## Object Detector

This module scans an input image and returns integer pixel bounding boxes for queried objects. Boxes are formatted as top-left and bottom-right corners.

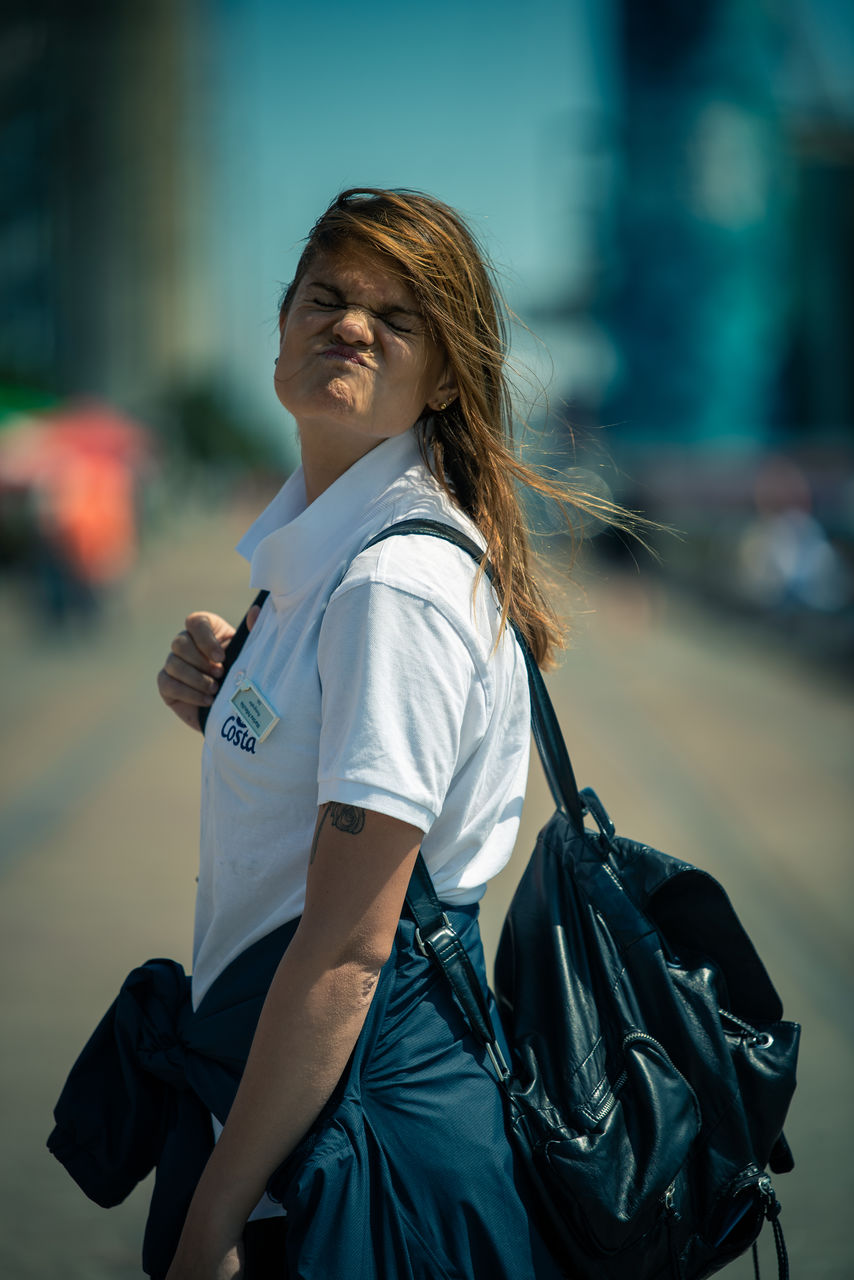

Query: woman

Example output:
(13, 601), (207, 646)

(155, 188), (582, 1279)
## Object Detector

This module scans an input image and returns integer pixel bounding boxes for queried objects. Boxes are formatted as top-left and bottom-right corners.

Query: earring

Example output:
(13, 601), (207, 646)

(274, 357), (279, 365)
(437, 401), (448, 411)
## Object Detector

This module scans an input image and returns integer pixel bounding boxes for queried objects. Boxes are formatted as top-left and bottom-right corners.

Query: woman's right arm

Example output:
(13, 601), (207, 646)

(157, 606), (259, 731)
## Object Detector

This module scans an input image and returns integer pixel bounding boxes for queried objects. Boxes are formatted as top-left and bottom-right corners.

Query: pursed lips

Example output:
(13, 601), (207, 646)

(322, 344), (371, 367)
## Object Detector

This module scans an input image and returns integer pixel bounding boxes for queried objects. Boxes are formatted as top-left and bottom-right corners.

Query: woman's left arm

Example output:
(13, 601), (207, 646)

(165, 803), (423, 1280)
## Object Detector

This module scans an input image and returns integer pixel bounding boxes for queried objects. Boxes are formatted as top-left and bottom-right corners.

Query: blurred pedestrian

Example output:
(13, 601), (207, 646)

(738, 456), (849, 613)
(34, 448), (136, 623)
(0, 406), (141, 627)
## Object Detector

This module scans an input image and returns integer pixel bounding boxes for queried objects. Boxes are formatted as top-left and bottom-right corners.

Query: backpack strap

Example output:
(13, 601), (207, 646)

(197, 589), (269, 733)
(361, 518), (588, 1085)
(405, 853), (512, 1085)
(361, 518), (585, 834)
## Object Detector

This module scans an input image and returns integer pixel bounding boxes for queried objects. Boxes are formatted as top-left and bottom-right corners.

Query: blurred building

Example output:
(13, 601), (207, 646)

(0, 0), (216, 427)
(531, 2), (852, 453)
(783, 120), (854, 446)
(587, 0), (852, 457)
(524, 0), (854, 660)
(601, 0), (789, 452)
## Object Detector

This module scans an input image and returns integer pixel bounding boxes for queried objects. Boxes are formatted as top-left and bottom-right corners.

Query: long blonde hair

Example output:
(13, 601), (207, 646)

(281, 187), (628, 667)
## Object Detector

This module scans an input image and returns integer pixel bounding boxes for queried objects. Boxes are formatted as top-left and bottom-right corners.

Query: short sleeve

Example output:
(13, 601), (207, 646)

(317, 580), (487, 832)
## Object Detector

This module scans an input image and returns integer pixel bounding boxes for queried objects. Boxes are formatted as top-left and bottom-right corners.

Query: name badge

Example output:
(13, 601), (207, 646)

(230, 678), (280, 744)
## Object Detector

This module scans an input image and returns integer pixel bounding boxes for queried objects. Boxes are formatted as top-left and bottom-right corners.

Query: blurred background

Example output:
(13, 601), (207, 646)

(0, 0), (851, 1276)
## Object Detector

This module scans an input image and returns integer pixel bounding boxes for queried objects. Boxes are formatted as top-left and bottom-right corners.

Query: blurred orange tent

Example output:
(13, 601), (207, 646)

(0, 402), (156, 588)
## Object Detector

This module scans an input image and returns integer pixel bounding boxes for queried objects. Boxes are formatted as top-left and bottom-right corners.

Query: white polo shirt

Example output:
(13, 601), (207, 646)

(192, 430), (530, 1007)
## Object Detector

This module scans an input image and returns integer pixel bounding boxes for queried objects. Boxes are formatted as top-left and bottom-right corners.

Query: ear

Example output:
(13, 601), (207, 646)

(428, 367), (459, 412)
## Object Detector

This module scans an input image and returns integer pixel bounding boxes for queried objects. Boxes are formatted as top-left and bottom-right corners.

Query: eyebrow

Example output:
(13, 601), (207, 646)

(307, 279), (422, 317)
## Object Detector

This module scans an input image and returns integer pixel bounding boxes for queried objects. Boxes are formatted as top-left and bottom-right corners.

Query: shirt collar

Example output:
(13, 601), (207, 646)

(236, 431), (426, 598)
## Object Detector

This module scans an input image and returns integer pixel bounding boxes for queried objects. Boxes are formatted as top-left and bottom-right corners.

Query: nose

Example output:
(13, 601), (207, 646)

(332, 304), (375, 346)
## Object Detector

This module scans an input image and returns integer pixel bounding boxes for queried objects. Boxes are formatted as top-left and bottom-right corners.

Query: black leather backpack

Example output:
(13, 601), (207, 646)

(491, 783), (798, 1279)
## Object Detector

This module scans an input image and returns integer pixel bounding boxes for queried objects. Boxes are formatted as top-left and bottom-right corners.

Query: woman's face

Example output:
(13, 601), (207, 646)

(274, 248), (454, 448)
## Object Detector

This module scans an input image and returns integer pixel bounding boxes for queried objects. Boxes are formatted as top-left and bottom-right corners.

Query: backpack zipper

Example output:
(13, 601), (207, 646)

(585, 1031), (686, 1124)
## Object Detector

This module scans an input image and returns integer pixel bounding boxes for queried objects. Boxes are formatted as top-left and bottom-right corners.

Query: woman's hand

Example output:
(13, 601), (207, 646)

(157, 611), (234, 731)
(165, 1227), (245, 1279)
(156, 607), (261, 731)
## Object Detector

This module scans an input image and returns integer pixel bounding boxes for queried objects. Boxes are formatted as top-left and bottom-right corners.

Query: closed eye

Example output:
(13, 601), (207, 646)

(381, 314), (415, 334)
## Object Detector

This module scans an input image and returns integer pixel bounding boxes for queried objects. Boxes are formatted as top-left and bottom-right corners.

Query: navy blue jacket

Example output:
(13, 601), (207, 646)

(48, 919), (299, 1278)
(49, 908), (561, 1280)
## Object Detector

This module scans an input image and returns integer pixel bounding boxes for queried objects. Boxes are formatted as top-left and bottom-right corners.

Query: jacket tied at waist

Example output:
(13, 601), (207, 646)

(47, 918), (299, 1279)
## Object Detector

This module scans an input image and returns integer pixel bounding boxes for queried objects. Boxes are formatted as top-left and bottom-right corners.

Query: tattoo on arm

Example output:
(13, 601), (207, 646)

(309, 802), (367, 864)
(329, 803), (366, 835)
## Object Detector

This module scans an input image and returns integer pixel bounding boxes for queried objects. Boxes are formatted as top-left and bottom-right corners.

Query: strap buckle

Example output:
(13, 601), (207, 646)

(414, 913), (512, 1085)
(485, 1039), (512, 1084)
(414, 914), (453, 958)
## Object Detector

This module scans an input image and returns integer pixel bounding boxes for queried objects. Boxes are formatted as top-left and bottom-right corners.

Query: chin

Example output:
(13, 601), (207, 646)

(280, 384), (361, 420)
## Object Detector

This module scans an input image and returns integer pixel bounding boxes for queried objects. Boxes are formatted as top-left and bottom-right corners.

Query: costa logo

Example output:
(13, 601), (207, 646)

(221, 714), (257, 755)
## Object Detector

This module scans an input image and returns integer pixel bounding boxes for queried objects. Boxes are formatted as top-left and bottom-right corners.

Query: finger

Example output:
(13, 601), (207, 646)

(246, 604), (261, 632)
(157, 666), (215, 707)
(170, 629), (224, 676)
(162, 651), (221, 696)
(156, 673), (208, 731)
(186, 612), (235, 662)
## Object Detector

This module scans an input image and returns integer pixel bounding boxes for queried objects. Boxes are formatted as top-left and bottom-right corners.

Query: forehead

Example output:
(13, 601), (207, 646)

(298, 247), (419, 308)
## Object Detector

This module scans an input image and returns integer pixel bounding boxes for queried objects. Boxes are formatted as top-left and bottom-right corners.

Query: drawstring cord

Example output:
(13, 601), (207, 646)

(751, 1180), (789, 1280)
